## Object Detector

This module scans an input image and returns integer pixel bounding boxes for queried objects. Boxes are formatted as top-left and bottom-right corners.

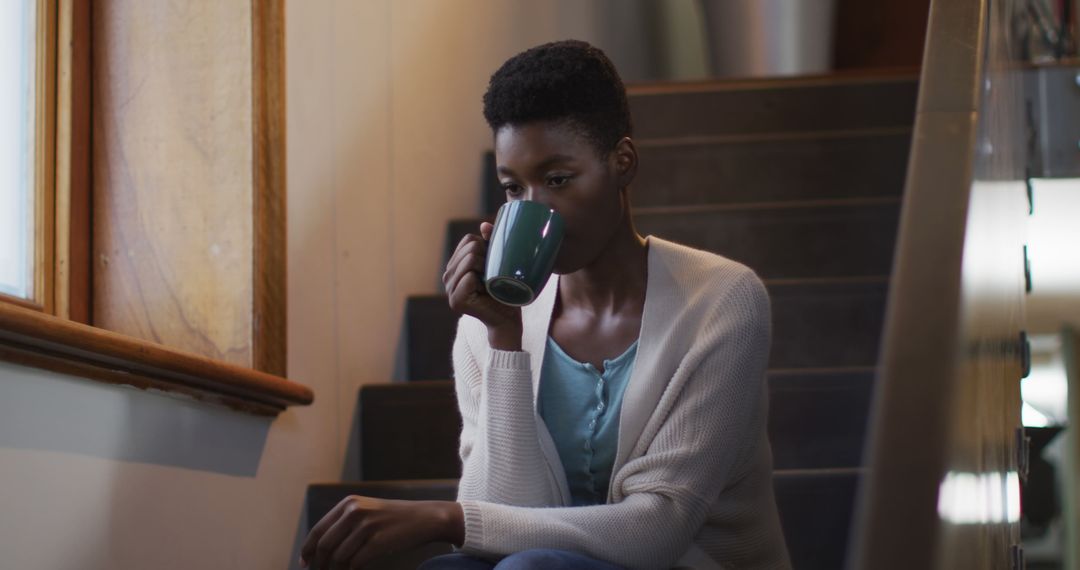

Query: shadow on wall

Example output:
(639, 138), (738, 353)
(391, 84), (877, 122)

(0, 361), (271, 477)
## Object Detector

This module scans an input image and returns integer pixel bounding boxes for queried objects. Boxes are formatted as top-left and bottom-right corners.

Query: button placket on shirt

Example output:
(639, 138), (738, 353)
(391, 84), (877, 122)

(585, 362), (617, 501)
(582, 362), (609, 499)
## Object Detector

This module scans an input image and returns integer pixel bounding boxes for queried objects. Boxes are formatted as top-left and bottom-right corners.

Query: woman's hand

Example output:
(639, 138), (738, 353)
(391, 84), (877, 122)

(443, 222), (523, 350)
(300, 496), (464, 569)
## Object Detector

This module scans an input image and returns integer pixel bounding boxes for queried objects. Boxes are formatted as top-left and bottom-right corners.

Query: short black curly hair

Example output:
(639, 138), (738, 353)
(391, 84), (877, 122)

(483, 40), (632, 155)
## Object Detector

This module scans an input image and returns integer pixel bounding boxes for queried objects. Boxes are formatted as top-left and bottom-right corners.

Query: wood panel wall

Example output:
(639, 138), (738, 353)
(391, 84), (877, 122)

(91, 0), (285, 375)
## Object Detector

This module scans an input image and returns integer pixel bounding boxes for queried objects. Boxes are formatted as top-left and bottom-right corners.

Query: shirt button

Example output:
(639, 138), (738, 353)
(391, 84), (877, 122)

(597, 402), (605, 411)
(588, 419), (596, 429)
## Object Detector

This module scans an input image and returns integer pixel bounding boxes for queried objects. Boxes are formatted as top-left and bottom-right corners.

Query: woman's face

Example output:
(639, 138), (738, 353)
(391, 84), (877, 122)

(493, 121), (634, 274)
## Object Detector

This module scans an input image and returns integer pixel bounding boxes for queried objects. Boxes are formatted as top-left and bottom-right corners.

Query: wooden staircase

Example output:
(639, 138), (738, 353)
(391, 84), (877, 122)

(308, 73), (918, 570)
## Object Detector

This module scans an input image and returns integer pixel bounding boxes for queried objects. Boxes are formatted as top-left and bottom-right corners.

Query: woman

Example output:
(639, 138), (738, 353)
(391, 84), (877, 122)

(301, 40), (790, 570)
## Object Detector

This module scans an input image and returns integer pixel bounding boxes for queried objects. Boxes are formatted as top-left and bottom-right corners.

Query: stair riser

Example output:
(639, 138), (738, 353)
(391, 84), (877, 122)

(768, 371), (875, 469)
(633, 134), (911, 208)
(482, 135), (911, 215)
(360, 371), (875, 480)
(448, 202), (900, 281)
(361, 382), (461, 481)
(769, 280), (888, 369)
(628, 78), (918, 139)
(404, 297), (461, 382)
(634, 202), (899, 280)
(406, 281), (886, 381)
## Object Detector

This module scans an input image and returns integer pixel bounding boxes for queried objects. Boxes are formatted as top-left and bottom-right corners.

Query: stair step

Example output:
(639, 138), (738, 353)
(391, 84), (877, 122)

(772, 467), (861, 570)
(632, 199), (899, 279)
(361, 380), (460, 481)
(405, 278), (886, 381)
(768, 368), (875, 469)
(626, 74), (918, 139)
(404, 296), (461, 382)
(359, 369), (874, 480)
(768, 278), (888, 369)
(482, 132), (911, 215)
(447, 199), (900, 281)
(307, 468), (861, 570)
(632, 131), (911, 208)
(481, 76), (918, 215)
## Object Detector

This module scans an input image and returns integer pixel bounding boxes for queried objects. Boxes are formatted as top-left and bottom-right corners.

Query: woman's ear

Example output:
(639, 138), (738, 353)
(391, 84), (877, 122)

(612, 137), (638, 188)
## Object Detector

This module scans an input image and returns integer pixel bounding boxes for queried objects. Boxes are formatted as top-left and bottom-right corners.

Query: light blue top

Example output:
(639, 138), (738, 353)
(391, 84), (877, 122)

(538, 336), (639, 506)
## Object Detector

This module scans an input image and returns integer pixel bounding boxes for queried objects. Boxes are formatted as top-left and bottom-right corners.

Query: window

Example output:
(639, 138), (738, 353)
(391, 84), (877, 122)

(0, 0), (309, 416)
(0, 0), (38, 302)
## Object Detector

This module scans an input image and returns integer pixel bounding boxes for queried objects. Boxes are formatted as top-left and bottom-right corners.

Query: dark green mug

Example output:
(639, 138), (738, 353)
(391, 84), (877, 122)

(484, 201), (565, 306)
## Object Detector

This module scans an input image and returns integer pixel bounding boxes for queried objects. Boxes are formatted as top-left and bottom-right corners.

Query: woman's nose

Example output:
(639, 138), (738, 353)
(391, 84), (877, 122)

(522, 187), (552, 208)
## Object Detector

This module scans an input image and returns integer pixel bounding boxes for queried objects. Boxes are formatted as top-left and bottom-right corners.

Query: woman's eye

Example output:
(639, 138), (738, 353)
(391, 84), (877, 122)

(502, 184), (523, 196)
(547, 175), (571, 187)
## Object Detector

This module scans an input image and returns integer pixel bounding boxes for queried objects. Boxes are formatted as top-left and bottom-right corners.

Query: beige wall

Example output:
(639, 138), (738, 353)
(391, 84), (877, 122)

(0, 1), (669, 568)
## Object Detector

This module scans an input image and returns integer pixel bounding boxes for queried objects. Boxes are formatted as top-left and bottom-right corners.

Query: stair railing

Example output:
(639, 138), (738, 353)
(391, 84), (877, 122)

(850, 0), (1033, 568)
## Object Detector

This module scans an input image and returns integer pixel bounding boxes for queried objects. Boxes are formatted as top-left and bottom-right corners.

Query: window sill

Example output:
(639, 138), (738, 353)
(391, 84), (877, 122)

(0, 301), (313, 416)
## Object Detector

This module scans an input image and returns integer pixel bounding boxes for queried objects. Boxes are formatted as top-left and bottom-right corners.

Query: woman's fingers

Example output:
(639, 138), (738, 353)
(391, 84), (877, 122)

(303, 496), (446, 570)
(315, 503), (373, 570)
(300, 499), (346, 567)
(442, 236), (485, 285)
(449, 271), (485, 310)
(443, 221), (522, 330)
(445, 252), (485, 298)
(327, 522), (370, 570)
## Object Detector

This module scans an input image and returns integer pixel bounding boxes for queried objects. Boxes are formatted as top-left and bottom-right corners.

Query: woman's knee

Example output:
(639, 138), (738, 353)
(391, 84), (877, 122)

(496, 548), (621, 570)
(418, 552), (496, 570)
(496, 549), (566, 570)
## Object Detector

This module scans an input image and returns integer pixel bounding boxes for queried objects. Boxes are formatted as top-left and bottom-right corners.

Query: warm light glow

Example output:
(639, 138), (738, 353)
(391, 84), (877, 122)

(937, 471), (1022, 524)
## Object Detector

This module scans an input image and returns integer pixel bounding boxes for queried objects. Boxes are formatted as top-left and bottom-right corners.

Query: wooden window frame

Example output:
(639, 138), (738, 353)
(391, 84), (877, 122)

(0, 0), (311, 416)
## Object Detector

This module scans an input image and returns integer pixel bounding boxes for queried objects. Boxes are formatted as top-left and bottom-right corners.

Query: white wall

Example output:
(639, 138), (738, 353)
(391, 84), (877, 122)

(0, 2), (677, 568)
(1026, 179), (1080, 335)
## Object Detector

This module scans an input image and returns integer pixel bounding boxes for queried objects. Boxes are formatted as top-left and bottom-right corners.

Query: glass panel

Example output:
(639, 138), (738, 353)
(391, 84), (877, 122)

(0, 0), (36, 300)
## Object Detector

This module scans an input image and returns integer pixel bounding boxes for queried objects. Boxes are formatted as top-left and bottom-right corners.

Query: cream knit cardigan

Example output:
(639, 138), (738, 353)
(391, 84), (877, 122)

(452, 237), (792, 570)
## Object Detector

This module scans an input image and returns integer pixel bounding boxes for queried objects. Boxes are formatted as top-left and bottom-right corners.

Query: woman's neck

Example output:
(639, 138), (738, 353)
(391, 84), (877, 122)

(558, 217), (648, 316)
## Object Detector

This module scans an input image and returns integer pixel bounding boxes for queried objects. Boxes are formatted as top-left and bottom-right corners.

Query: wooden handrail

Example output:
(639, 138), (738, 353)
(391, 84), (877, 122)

(851, 0), (1031, 567)
(0, 301), (312, 416)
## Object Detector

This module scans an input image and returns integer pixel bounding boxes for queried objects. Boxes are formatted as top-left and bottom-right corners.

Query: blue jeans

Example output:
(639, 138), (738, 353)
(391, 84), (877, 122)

(418, 549), (626, 570)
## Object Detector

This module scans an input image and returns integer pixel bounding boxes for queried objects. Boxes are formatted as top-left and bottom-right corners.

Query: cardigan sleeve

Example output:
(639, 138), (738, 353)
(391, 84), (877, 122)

(452, 317), (565, 508)
(456, 271), (772, 570)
